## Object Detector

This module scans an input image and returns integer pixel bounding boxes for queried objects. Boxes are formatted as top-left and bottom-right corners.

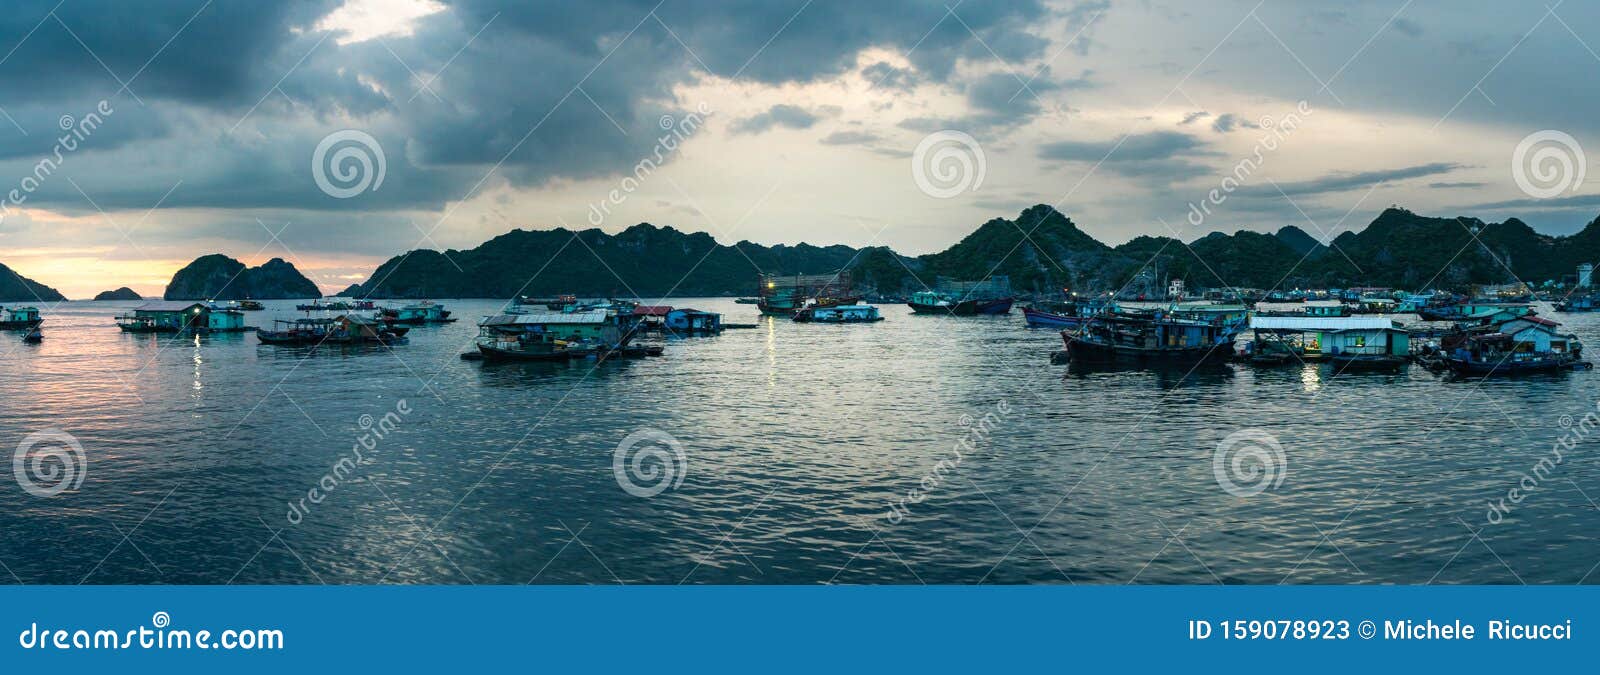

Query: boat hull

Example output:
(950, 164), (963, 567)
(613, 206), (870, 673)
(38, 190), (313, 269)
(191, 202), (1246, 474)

(1446, 357), (1587, 375)
(477, 343), (588, 361)
(0, 319), (43, 329)
(1062, 333), (1235, 364)
(1021, 307), (1088, 329)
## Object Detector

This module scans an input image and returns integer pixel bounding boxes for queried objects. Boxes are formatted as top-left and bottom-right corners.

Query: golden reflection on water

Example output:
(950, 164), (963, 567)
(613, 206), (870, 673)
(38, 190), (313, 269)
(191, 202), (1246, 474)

(765, 315), (776, 389)
(1300, 363), (1321, 392)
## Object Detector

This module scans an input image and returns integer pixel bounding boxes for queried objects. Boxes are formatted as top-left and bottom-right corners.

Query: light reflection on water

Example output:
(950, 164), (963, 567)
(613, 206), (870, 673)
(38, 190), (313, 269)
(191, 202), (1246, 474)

(0, 298), (1598, 584)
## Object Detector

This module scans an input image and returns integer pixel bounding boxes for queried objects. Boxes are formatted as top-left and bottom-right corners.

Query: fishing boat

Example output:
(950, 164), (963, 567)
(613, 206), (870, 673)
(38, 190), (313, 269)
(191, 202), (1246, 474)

(22, 328), (42, 343)
(0, 306), (43, 329)
(297, 300), (353, 312)
(1059, 311), (1239, 364)
(519, 295), (579, 311)
(257, 315), (405, 346)
(734, 297), (760, 304)
(907, 290), (1013, 316)
(257, 318), (336, 345)
(379, 300), (456, 324)
(792, 304), (883, 323)
(755, 272), (854, 316)
(1442, 314), (1587, 375)
(1554, 296), (1600, 312)
(237, 300), (265, 311)
(1021, 306), (1091, 329)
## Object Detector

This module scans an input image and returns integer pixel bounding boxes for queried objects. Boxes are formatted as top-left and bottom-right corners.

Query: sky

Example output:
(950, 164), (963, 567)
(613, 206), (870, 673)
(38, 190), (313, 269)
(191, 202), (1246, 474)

(0, 0), (1597, 299)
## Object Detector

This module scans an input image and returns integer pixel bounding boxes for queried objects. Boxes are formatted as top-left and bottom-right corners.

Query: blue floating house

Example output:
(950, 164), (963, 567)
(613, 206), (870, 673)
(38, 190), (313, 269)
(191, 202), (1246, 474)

(664, 308), (722, 333)
(116, 301), (250, 333)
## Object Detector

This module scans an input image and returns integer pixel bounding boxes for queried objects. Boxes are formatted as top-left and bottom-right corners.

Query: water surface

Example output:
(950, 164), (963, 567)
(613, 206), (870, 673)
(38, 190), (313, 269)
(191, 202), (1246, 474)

(1, 298), (1597, 584)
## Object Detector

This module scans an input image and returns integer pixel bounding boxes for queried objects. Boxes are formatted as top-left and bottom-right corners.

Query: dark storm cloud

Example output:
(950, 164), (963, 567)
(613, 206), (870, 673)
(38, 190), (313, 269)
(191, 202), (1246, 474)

(0, 0), (1053, 214)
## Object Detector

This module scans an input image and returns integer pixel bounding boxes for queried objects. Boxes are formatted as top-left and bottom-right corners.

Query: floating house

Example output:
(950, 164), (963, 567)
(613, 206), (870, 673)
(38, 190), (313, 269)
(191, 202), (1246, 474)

(664, 308), (722, 333)
(116, 301), (249, 333)
(1249, 316), (1409, 359)
(1303, 300), (1351, 318)
(474, 308), (643, 361)
(0, 306), (42, 329)
(1488, 315), (1576, 354)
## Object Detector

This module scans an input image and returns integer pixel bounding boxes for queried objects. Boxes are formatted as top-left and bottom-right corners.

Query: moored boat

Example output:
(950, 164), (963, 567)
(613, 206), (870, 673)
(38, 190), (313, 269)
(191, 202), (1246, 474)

(1059, 311), (1239, 365)
(474, 305), (645, 362)
(792, 304), (883, 323)
(22, 328), (42, 343)
(0, 306), (43, 329)
(257, 315), (405, 346)
(380, 300), (456, 324)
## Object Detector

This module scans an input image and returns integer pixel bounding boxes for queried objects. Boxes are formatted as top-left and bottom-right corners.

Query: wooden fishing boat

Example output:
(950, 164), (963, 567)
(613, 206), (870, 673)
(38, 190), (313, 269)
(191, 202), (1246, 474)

(258, 316), (405, 346)
(1060, 312), (1238, 365)
(22, 328), (42, 343)
(1021, 306), (1090, 328)
(237, 300), (265, 311)
(907, 290), (1013, 315)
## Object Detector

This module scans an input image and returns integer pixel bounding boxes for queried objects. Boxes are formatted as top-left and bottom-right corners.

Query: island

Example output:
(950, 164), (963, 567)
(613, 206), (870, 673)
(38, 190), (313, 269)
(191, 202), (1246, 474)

(163, 255), (321, 300)
(93, 287), (144, 301)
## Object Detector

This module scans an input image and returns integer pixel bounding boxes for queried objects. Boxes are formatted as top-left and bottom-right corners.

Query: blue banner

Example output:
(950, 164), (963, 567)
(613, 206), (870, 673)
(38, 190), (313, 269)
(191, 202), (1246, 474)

(2, 586), (1592, 672)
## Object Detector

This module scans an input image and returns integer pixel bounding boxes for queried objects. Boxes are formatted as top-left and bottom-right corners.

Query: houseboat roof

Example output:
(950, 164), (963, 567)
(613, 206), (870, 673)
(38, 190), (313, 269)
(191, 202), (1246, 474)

(480, 310), (610, 326)
(1250, 316), (1403, 331)
(632, 305), (673, 316)
(135, 301), (210, 312)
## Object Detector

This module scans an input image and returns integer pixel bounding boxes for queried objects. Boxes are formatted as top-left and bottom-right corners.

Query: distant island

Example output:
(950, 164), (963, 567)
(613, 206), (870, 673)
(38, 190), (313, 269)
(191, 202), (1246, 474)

(93, 287), (143, 301)
(337, 205), (1600, 298)
(163, 255), (320, 300)
(14, 205), (1594, 303)
(0, 262), (66, 302)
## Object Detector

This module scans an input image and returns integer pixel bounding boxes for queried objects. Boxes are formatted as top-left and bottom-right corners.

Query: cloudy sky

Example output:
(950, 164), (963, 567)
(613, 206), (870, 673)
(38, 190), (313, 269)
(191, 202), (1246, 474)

(0, 0), (1597, 298)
